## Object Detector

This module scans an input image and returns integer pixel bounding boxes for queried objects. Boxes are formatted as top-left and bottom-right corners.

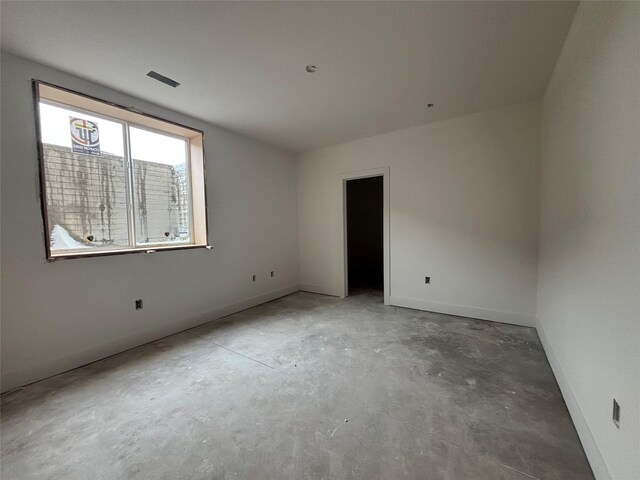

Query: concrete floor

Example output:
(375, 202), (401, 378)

(1, 290), (593, 480)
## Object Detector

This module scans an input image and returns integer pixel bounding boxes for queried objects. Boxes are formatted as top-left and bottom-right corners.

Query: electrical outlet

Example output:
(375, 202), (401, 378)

(270, 271), (274, 277)
(135, 299), (143, 310)
(425, 276), (431, 284)
(613, 399), (620, 428)
(252, 275), (256, 282)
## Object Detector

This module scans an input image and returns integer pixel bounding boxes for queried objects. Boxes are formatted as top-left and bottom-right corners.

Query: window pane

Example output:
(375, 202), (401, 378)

(39, 102), (130, 253)
(129, 126), (191, 245)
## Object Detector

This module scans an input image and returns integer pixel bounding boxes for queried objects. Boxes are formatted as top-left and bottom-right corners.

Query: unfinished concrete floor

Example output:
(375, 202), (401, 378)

(1, 290), (592, 480)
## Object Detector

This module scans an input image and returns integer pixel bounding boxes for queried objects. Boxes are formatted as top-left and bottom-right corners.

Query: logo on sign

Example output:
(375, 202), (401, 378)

(70, 117), (100, 156)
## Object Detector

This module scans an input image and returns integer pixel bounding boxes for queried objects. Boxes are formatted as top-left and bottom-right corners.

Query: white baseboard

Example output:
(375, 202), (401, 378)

(535, 317), (611, 480)
(389, 295), (535, 327)
(299, 283), (342, 297)
(1, 284), (300, 394)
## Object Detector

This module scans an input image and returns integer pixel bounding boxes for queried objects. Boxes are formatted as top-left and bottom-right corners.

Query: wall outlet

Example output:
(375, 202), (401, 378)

(252, 275), (256, 282)
(613, 399), (620, 428)
(135, 299), (143, 310)
(425, 276), (431, 284)
(270, 271), (274, 277)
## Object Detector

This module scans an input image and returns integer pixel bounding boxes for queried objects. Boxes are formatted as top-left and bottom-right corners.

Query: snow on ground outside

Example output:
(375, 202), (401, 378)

(50, 224), (89, 250)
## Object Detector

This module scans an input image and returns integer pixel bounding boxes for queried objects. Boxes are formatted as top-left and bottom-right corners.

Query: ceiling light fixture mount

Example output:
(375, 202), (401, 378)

(305, 64), (318, 73)
(427, 103), (434, 108)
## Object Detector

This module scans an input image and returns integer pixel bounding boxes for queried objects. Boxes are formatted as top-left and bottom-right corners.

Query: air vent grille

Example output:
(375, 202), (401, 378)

(147, 71), (180, 88)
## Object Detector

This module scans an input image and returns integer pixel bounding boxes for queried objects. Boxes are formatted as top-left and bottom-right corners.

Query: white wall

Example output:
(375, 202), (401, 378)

(297, 101), (540, 327)
(536, 3), (640, 479)
(0, 53), (299, 393)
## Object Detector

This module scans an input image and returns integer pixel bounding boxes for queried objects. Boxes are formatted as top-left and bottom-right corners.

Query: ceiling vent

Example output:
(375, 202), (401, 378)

(147, 71), (180, 88)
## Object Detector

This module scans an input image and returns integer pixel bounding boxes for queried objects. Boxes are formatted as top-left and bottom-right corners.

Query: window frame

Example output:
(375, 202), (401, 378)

(33, 80), (210, 261)
(127, 123), (195, 249)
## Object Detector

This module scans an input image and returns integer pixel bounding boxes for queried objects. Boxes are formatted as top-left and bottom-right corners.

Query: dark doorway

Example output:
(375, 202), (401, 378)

(346, 176), (383, 293)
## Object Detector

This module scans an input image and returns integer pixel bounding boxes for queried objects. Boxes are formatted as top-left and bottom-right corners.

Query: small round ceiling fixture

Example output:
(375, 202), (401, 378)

(306, 64), (318, 73)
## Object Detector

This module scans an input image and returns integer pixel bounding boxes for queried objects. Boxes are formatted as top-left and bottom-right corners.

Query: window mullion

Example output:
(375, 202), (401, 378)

(122, 121), (137, 249)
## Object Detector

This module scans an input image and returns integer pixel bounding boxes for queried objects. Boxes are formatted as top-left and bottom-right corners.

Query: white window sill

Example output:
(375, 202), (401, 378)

(47, 243), (211, 261)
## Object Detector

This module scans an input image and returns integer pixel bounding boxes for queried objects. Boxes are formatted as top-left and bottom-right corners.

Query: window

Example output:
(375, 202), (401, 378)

(34, 81), (208, 259)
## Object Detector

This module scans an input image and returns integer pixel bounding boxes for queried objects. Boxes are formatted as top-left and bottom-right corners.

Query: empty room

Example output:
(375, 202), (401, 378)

(1, 1), (638, 479)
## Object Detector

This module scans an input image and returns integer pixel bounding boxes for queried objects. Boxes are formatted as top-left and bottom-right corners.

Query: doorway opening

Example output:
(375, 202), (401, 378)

(346, 176), (384, 299)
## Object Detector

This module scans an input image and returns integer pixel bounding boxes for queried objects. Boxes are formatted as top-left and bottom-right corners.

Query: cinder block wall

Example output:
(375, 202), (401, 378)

(43, 144), (187, 247)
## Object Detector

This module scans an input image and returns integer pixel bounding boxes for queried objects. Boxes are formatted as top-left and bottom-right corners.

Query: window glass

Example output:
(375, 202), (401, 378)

(39, 102), (130, 253)
(129, 126), (191, 245)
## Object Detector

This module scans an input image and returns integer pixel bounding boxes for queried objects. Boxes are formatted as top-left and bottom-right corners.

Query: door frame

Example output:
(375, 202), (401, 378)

(339, 167), (390, 305)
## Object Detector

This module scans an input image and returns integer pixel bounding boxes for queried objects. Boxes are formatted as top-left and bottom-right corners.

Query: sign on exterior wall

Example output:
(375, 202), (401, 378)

(69, 117), (101, 156)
